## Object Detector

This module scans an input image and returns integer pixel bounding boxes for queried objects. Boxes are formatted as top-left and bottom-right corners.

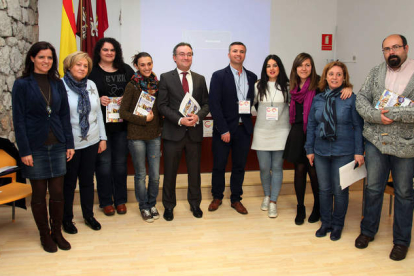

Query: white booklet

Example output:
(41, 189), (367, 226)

(339, 160), (367, 190)
(375, 89), (414, 109)
(106, 97), (123, 123)
(179, 93), (201, 116)
(133, 92), (156, 116)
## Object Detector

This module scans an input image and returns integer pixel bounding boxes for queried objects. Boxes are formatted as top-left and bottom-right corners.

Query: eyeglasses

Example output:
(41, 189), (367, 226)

(382, 45), (405, 53)
(176, 52), (193, 57)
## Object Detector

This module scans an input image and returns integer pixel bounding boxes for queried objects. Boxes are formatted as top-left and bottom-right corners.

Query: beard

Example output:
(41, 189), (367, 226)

(387, 55), (402, 68)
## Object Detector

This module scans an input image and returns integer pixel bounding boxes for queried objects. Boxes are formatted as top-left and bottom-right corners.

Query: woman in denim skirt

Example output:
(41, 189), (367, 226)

(12, 41), (74, 253)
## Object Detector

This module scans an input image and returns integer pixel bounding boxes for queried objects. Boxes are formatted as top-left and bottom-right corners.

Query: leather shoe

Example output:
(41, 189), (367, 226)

(330, 228), (342, 241)
(190, 205), (203, 218)
(62, 221), (78, 234)
(208, 199), (222, 211)
(390, 244), (408, 261)
(315, 225), (332, 237)
(355, 233), (374, 249)
(84, 217), (101, 231)
(163, 208), (174, 221)
(116, 204), (127, 215)
(231, 201), (248, 214)
(103, 205), (115, 216)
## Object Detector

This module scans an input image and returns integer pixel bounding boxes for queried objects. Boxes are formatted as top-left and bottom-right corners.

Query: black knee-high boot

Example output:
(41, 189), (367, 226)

(49, 199), (71, 250)
(31, 201), (57, 253)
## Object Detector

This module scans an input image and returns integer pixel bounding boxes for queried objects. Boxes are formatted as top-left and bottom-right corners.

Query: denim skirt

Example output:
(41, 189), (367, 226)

(22, 143), (67, 180)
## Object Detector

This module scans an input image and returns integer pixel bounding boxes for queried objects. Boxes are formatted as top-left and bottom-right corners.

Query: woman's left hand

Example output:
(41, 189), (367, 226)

(117, 96), (123, 105)
(98, 140), (107, 153)
(340, 87), (353, 100)
(354, 154), (365, 167)
(66, 149), (75, 162)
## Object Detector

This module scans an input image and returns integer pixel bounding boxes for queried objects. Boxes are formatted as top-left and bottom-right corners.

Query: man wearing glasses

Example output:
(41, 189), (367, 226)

(355, 34), (414, 261)
(208, 42), (257, 215)
(158, 42), (209, 221)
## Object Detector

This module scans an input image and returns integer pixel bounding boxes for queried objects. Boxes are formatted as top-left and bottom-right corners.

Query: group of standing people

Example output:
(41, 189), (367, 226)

(11, 34), (414, 261)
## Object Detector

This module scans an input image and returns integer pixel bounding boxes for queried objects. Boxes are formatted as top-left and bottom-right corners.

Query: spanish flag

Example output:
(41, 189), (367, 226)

(59, 0), (77, 77)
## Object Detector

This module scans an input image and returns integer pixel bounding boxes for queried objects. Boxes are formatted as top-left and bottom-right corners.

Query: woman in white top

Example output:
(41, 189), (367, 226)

(252, 55), (290, 218)
(61, 51), (107, 234)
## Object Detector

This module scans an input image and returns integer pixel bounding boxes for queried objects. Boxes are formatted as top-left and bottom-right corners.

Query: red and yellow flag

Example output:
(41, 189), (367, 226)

(59, 0), (77, 77)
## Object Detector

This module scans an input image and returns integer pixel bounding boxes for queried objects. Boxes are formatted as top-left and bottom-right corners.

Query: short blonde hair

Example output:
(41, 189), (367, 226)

(318, 61), (353, 91)
(63, 51), (93, 76)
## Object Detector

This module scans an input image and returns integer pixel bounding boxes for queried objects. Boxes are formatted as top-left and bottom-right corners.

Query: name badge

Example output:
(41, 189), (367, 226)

(266, 107), (278, 120)
(238, 100), (251, 114)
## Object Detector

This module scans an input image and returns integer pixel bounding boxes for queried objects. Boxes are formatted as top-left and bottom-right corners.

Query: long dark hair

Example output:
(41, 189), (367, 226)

(257, 55), (289, 103)
(93, 37), (125, 71)
(289, 53), (318, 91)
(22, 41), (60, 81)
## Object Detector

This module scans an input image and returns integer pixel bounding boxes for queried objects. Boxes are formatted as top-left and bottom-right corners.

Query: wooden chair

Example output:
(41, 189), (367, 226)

(0, 149), (32, 222)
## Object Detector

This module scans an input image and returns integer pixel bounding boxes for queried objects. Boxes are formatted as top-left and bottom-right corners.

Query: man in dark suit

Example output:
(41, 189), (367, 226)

(208, 42), (257, 215)
(157, 42), (209, 221)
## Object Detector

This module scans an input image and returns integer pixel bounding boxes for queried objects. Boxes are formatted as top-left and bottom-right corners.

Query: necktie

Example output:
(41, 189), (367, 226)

(181, 72), (189, 93)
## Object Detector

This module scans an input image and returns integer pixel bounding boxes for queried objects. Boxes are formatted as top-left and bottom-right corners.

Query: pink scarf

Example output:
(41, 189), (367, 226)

(289, 78), (316, 133)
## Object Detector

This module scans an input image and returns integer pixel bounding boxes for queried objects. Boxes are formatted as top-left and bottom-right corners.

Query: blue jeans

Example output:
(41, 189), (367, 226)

(96, 130), (128, 208)
(314, 154), (353, 229)
(128, 137), (161, 210)
(256, 150), (284, 202)
(361, 141), (414, 247)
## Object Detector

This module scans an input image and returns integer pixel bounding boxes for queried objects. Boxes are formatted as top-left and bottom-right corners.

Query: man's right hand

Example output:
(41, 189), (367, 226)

(221, 132), (230, 143)
(181, 116), (196, 127)
(380, 109), (393, 125)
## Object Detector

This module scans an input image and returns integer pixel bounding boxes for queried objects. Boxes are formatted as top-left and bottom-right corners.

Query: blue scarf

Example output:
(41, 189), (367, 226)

(63, 72), (91, 138)
(320, 85), (343, 141)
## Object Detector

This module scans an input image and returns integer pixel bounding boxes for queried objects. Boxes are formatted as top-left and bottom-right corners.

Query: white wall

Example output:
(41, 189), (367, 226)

(38, 0), (337, 82)
(336, 0), (414, 92)
(269, 0), (337, 77)
(40, 0), (414, 92)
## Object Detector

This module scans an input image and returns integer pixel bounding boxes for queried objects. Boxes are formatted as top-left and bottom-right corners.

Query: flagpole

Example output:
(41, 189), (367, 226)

(79, 0), (83, 52)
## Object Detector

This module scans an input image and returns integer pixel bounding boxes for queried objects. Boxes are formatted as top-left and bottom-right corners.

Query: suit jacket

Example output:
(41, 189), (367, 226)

(12, 74), (74, 157)
(209, 65), (257, 136)
(157, 69), (209, 142)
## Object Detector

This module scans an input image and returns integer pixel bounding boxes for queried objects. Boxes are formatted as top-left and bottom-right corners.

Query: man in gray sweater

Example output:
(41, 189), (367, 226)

(355, 34), (414, 261)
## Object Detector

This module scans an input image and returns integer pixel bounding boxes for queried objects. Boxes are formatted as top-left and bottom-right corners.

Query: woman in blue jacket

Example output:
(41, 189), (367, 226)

(305, 61), (364, 241)
(12, 41), (74, 253)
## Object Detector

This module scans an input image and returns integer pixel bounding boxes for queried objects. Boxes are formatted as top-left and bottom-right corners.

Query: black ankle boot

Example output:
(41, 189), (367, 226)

(295, 205), (306, 225)
(308, 205), (320, 223)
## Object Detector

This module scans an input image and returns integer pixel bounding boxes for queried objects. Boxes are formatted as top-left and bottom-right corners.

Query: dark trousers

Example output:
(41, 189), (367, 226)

(63, 143), (99, 221)
(162, 132), (202, 209)
(96, 130), (128, 208)
(211, 125), (251, 203)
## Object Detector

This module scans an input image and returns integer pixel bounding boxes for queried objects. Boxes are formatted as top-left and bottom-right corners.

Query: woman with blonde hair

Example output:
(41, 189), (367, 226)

(62, 51), (107, 234)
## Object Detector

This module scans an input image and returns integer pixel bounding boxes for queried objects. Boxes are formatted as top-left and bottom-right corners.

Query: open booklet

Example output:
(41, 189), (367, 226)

(133, 92), (156, 116)
(375, 89), (414, 109)
(179, 93), (201, 116)
(106, 97), (123, 123)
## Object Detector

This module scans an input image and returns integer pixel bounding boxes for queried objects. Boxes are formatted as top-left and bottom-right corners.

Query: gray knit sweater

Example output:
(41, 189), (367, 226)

(356, 61), (414, 158)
